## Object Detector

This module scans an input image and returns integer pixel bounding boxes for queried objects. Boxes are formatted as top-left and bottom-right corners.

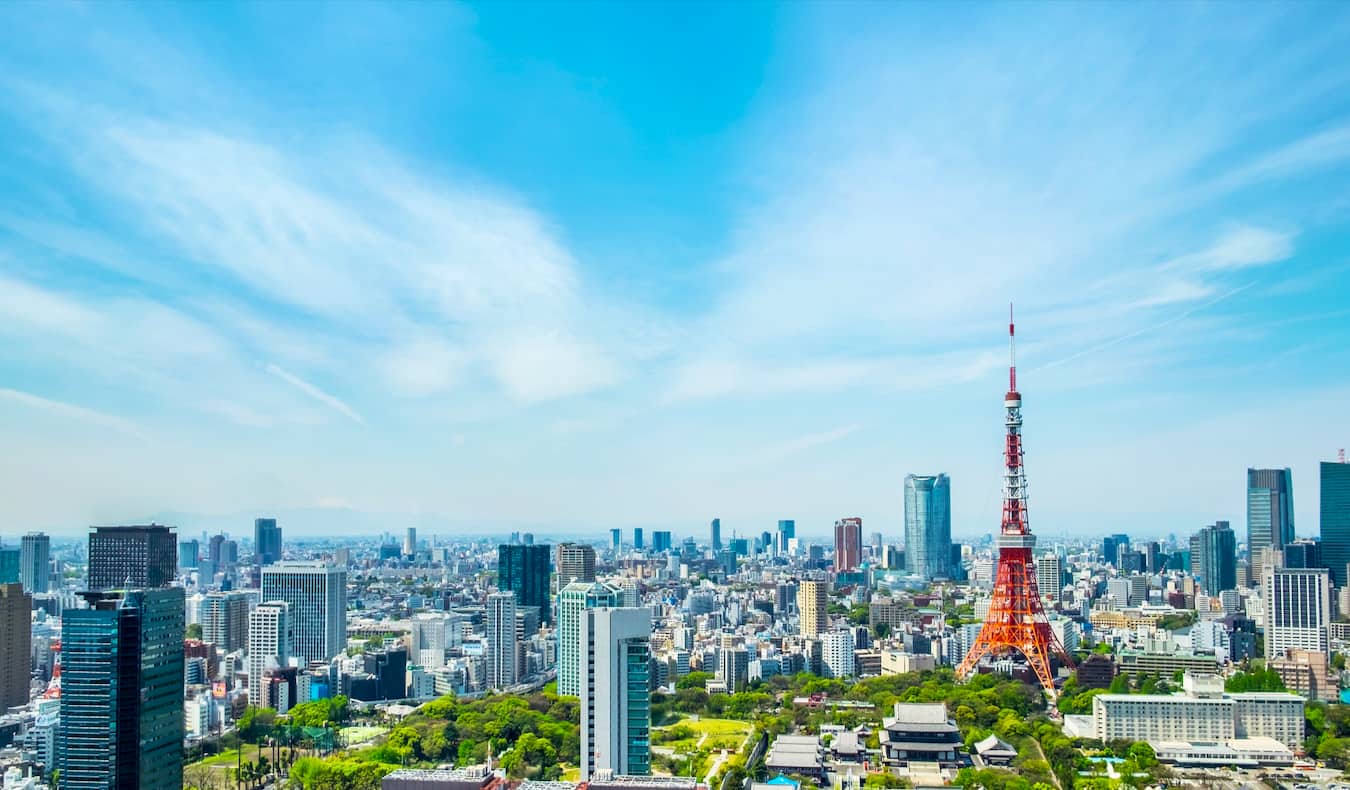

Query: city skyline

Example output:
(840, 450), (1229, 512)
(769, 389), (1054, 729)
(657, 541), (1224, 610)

(1, 5), (1349, 539)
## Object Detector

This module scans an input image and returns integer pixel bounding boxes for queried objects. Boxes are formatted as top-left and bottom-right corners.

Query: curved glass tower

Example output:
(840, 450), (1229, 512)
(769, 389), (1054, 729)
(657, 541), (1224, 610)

(904, 474), (952, 580)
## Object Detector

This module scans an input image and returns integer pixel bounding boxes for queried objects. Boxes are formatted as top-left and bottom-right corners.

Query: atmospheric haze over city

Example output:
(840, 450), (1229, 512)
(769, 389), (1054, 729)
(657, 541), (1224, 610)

(3, 5), (1350, 790)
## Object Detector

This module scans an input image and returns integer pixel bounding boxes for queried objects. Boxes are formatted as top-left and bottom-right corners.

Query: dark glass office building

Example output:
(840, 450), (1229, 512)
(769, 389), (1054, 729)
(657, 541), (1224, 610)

(254, 517), (283, 565)
(498, 544), (552, 624)
(59, 587), (185, 789)
(1322, 461), (1350, 586)
(1248, 468), (1295, 574)
(711, 518), (722, 551)
(1196, 521), (1237, 595)
(87, 525), (177, 591)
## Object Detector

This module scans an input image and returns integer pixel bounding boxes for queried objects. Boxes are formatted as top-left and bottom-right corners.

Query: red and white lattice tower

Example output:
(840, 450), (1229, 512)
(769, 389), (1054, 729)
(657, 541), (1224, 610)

(956, 306), (1073, 694)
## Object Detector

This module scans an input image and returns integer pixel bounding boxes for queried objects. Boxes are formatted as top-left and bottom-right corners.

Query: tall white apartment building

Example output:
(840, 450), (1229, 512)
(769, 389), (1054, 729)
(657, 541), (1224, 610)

(821, 630), (855, 678)
(1264, 567), (1330, 659)
(557, 581), (621, 696)
(410, 613), (449, 668)
(247, 601), (290, 709)
(486, 591), (518, 690)
(580, 607), (651, 781)
(260, 562), (346, 664)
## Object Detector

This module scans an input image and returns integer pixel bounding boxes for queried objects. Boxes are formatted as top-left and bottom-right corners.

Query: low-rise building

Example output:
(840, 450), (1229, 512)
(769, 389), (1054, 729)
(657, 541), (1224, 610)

(1092, 672), (1304, 748)
(878, 703), (965, 769)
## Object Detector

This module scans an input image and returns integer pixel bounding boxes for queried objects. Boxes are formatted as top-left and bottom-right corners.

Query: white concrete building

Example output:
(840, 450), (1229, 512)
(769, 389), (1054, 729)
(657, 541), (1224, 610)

(580, 607), (652, 781)
(1264, 567), (1330, 659)
(260, 562), (346, 664)
(247, 601), (289, 708)
(821, 630), (855, 678)
(486, 591), (518, 690)
(1092, 672), (1305, 748)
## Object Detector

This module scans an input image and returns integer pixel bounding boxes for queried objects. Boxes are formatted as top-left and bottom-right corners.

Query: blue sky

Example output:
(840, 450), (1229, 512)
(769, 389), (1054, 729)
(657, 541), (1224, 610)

(2, 3), (1349, 540)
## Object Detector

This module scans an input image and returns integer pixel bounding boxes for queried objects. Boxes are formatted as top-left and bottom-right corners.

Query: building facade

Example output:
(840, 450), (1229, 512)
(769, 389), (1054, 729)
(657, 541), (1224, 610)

(1264, 567), (1330, 659)
(254, 518), (282, 566)
(797, 580), (828, 636)
(20, 532), (49, 594)
(200, 591), (251, 653)
(0, 584), (32, 709)
(486, 591), (518, 690)
(87, 524), (177, 591)
(557, 581), (621, 696)
(261, 562), (347, 664)
(821, 630), (855, 678)
(247, 601), (290, 708)
(834, 517), (863, 572)
(556, 543), (598, 590)
(1321, 460), (1350, 586)
(1196, 521), (1237, 596)
(579, 607), (651, 781)
(1248, 468), (1295, 581)
(498, 544), (551, 624)
(904, 474), (951, 580)
(59, 587), (185, 790)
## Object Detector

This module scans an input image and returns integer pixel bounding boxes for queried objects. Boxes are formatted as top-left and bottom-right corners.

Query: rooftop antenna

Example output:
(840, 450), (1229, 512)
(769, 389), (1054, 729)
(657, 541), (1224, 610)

(1340, 449), (1346, 464)
(1008, 302), (1017, 394)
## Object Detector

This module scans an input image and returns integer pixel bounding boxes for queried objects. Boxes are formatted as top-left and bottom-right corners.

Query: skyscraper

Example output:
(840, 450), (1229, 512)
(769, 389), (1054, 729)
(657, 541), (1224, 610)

(1, 584), (31, 709)
(200, 591), (251, 653)
(498, 544), (552, 624)
(59, 587), (185, 790)
(0, 545), (18, 584)
(254, 518), (282, 566)
(1283, 539), (1322, 570)
(904, 474), (952, 580)
(557, 580), (622, 696)
(651, 531), (672, 553)
(834, 517), (863, 571)
(821, 630), (855, 678)
(633, 528), (644, 550)
(486, 591), (518, 690)
(610, 528), (622, 550)
(556, 543), (598, 590)
(579, 606), (651, 781)
(711, 518), (722, 551)
(1249, 468), (1295, 581)
(1321, 460), (1350, 586)
(403, 527), (417, 558)
(1101, 533), (1130, 566)
(777, 519), (795, 555)
(716, 633), (749, 691)
(260, 562), (347, 664)
(247, 601), (290, 708)
(87, 524), (177, 591)
(1035, 554), (1063, 605)
(178, 538), (200, 570)
(797, 580), (827, 636)
(1196, 521), (1238, 596)
(1264, 567), (1330, 659)
(20, 532), (49, 594)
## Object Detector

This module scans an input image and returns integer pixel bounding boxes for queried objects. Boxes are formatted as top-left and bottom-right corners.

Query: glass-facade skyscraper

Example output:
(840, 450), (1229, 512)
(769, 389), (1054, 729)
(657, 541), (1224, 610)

(254, 518), (282, 566)
(556, 580), (622, 696)
(261, 562), (347, 664)
(498, 544), (552, 624)
(1195, 520), (1237, 595)
(20, 532), (49, 594)
(0, 546), (18, 585)
(1321, 460), (1350, 586)
(87, 524), (177, 591)
(904, 474), (952, 580)
(711, 518), (722, 551)
(59, 587), (185, 790)
(777, 519), (795, 554)
(1248, 468), (1295, 580)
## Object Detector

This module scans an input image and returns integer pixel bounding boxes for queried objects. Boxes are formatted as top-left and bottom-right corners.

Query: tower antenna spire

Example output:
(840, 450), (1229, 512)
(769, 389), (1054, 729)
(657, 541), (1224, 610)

(1009, 302), (1016, 393)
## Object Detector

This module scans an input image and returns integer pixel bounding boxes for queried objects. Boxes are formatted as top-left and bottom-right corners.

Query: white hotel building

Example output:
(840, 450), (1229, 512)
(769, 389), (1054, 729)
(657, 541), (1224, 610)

(1092, 672), (1304, 748)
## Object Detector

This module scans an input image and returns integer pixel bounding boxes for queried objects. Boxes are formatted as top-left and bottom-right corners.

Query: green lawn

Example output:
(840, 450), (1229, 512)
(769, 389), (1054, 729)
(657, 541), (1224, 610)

(339, 725), (388, 746)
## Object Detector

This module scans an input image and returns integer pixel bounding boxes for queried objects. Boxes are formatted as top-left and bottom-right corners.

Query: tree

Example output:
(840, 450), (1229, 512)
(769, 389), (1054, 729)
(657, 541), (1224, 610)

(874, 622), (891, 639)
(864, 773), (909, 788)
(1225, 669), (1286, 693)
(237, 707), (277, 742)
(186, 623), (204, 640)
(1127, 741), (1157, 769)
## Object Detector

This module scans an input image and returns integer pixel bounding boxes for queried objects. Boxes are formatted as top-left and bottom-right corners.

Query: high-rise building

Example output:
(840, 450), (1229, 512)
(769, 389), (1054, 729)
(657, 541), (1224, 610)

(254, 518), (282, 566)
(556, 543), (598, 591)
(1, 584), (31, 709)
(610, 529), (622, 550)
(904, 474), (952, 580)
(557, 581), (622, 696)
(178, 539), (200, 570)
(87, 524), (177, 591)
(711, 518), (722, 551)
(1035, 554), (1063, 605)
(208, 533), (226, 566)
(0, 545), (18, 584)
(797, 580), (828, 636)
(633, 528), (644, 550)
(59, 587), (184, 790)
(200, 591), (251, 653)
(1321, 460), (1350, 586)
(579, 607), (651, 781)
(247, 601), (290, 708)
(716, 633), (749, 691)
(486, 591), (518, 690)
(1283, 539), (1322, 570)
(20, 532), (49, 594)
(1249, 468), (1295, 581)
(651, 531), (673, 553)
(821, 630), (855, 678)
(1102, 534), (1130, 566)
(260, 562), (346, 664)
(410, 613), (450, 668)
(498, 544), (551, 624)
(1196, 521), (1238, 596)
(403, 528), (417, 558)
(1265, 567), (1330, 659)
(777, 519), (795, 555)
(834, 517), (863, 572)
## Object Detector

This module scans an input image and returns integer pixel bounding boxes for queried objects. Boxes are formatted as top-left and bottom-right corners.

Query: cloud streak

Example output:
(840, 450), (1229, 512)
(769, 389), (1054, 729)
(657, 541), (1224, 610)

(0, 388), (146, 438)
(265, 364), (366, 426)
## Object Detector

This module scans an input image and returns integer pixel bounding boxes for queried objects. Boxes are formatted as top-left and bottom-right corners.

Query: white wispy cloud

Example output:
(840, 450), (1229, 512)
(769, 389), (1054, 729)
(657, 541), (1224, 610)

(265, 364), (367, 426)
(757, 425), (862, 463)
(0, 388), (145, 438)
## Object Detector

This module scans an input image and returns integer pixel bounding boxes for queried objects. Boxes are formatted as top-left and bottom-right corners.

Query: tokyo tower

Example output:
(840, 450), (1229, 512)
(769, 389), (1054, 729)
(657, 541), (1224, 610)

(956, 306), (1073, 694)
